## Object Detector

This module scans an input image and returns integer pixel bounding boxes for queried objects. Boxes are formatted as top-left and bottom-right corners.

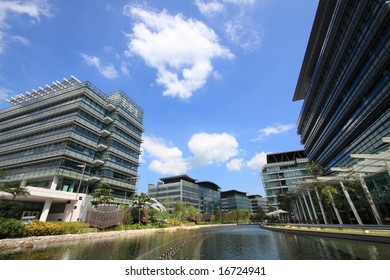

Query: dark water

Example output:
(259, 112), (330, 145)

(1, 225), (390, 260)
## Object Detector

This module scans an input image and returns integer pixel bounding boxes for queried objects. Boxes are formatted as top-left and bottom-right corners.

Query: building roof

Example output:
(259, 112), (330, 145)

(159, 174), (197, 184)
(197, 181), (221, 191)
(293, 0), (337, 101)
(266, 150), (306, 164)
(221, 189), (248, 198)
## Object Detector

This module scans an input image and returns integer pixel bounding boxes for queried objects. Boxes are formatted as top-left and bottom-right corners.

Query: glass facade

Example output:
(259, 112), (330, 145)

(220, 190), (250, 212)
(0, 77), (144, 204)
(148, 175), (221, 214)
(262, 151), (311, 207)
(293, 0), (390, 171)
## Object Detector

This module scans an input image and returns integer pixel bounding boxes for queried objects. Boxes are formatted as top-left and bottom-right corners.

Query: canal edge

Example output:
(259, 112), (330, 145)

(261, 225), (390, 244)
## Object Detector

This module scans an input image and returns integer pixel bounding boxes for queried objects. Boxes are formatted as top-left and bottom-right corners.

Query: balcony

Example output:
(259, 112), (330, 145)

(103, 116), (113, 125)
(97, 143), (108, 151)
(88, 176), (101, 184)
(93, 159), (105, 166)
(106, 104), (116, 111)
(100, 129), (111, 137)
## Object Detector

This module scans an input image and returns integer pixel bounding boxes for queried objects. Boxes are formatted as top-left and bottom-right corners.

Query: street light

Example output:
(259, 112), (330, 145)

(75, 164), (86, 200)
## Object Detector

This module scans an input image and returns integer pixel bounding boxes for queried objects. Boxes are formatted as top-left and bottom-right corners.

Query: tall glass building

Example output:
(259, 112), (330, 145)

(0, 76), (144, 221)
(293, 0), (390, 170)
(147, 175), (221, 214)
(261, 150), (311, 208)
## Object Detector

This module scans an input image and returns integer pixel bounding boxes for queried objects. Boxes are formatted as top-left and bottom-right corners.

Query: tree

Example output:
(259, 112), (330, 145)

(306, 161), (328, 224)
(91, 182), (113, 205)
(172, 200), (186, 221)
(0, 171), (30, 218)
(131, 192), (151, 225)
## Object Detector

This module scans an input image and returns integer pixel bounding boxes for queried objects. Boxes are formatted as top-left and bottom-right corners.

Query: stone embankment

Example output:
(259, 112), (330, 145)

(0, 224), (231, 254)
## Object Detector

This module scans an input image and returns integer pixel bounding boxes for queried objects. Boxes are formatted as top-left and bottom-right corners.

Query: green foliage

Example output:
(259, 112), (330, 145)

(148, 208), (169, 226)
(172, 200), (186, 220)
(306, 161), (324, 178)
(0, 198), (21, 218)
(131, 192), (151, 224)
(91, 182), (114, 205)
(213, 209), (250, 223)
(56, 222), (90, 234)
(321, 185), (344, 208)
(0, 217), (26, 239)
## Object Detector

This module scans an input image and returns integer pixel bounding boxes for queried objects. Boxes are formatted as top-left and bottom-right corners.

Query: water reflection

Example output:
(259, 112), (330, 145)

(1, 225), (389, 260)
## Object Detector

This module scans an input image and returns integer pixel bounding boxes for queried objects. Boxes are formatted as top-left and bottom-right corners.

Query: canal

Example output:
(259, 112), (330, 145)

(1, 225), (390, 260)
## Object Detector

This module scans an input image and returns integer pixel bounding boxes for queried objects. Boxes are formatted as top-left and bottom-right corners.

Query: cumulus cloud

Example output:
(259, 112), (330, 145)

(247, 152), (267, 170)
(80, 53), (119, 79)
(226, 158), (244, 171)
(194, 0), (224, 15)
(188, 132), (239, 166)
(123, 5), (233, 99)
(142, 135), (190, 175)
(0, 0), (52, 53)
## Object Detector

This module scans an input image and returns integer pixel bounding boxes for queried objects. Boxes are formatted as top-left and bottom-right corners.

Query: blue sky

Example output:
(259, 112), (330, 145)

(0, 0), (318, 196)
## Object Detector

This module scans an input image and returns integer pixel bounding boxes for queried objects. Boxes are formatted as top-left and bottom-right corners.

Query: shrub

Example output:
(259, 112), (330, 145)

(56, 222), (90, 234)
(0, 217), (26, 239)
(25, 221), (63, 236)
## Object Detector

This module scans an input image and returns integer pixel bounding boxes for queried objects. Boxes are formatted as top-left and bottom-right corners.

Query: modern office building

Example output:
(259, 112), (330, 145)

(147, 175), (221, 214)
(293, 0), (390, 170)
(0, 76), (144, 222)
(220, 190), (250, 212)
(261, 150), (312, 208)
(248, 195), (268, 214)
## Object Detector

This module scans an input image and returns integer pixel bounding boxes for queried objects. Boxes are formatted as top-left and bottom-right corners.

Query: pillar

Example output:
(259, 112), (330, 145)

(314, 186), (328, 224)
(39, 199), (53, 221)
(302, 193), (313, 223)
(307, 187), (318, 223)
(50, 175), (59, 190)
(358, 175), (382, 225)
(339, 181), (363, 225)
(298, 196), (308, 222)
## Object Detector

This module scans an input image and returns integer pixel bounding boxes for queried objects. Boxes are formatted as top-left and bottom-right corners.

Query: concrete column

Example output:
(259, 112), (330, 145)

(50, 175), (59, 190)
(302, 193), (313, 222)
(328, 190), (343, 224)
(20, 180), (27, 187)
(294, 201), (302, 223)
(298, 196), (308, 222)
(39, 199), (53, 221)
(358, 175), (382, 225)
(306, 187), (318, 223)
(339, 181), (363, 225)
(314, 186), (328, 224)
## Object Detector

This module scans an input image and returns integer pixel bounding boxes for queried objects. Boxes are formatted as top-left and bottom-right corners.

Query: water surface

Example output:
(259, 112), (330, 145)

(1, 225), (389, 260)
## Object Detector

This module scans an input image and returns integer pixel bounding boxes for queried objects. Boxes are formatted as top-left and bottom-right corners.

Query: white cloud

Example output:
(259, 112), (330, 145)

(194, 0), (224, 15)
(10, 35), (30, 45)
(224, 0), (256, 5)
(188, 132), (239, 166)
(260, 123), (295, 136)
(0, 86), (12, 100)
(247, 152), (267, 170)
(0, 0), (52, 53)
(225, 20), (262, 51)
(142, 135), (190, 175)
(80, 53), (119, 79)
(252, 123), (295, 141)
(226, 158), (244, 171)
(123, 5), (234, 99)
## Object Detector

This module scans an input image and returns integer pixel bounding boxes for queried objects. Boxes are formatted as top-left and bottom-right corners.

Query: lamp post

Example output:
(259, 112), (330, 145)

(75, 164), (86, 200)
